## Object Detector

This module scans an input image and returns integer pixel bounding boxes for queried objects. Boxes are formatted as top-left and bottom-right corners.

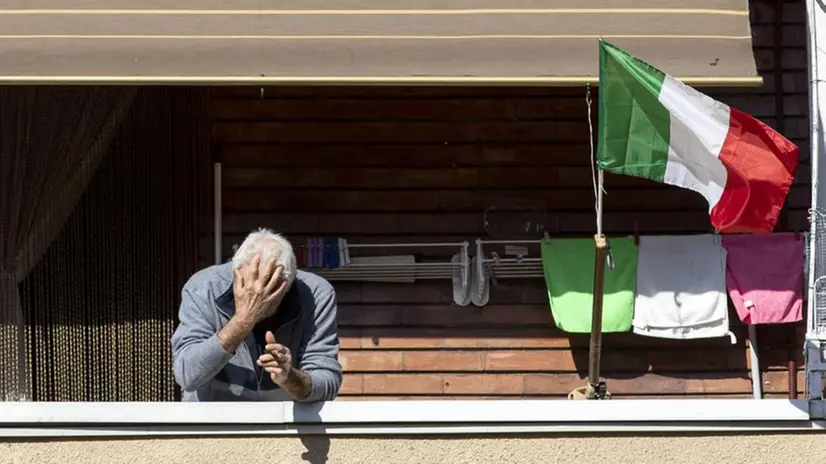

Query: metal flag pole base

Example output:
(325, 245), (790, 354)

(568, 233), (611, 400)
(567, 380), (611, 400)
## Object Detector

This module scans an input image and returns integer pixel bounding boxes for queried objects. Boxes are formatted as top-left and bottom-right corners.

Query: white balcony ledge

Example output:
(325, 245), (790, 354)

(0, 399), (821, 438)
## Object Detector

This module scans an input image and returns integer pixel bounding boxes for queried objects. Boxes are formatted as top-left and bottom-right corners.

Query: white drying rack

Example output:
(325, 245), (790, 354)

(475, 238), (544, 280)
(310, 241), (471, 305)
(310, 242), (470, 279)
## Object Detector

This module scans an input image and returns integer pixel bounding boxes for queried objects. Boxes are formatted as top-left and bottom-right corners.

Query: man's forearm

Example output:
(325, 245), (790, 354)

(280, 367), (313, 400)
(216, 315), (254, 354)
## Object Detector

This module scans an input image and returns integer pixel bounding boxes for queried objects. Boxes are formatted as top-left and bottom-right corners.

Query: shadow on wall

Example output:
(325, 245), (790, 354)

(295, 402), (330, 464)
(567, 304), (801, 398)
(299, 435), (330, 464)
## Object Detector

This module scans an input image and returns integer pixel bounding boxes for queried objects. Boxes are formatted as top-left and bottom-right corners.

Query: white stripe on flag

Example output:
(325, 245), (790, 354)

(658, 75), (730, 211)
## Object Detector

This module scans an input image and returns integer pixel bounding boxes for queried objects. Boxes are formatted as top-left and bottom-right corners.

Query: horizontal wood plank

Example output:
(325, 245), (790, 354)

(217, 142), (811, 167)
(339, 348), (803, 373)
(218, 143), (595, 167)
(212, 97), (589, 121)
(220, 165), (811, 190)
(340, 326), (806, 349)
(335, 393), (797, 400)
(214, 121), (591, 143)
(340, 371), (802, 396)
(220, 211), (712, 236)
(222, 186), (811, 213)
(220, 211), (811, 236)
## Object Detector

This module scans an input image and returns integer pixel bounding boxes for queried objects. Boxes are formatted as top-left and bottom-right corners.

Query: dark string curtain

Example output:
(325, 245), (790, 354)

(18, 87), (210, 401)
(0, 87), (137, 401)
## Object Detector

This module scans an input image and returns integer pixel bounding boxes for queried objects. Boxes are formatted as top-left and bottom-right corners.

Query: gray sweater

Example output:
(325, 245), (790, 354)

(170, 263), (342, 402)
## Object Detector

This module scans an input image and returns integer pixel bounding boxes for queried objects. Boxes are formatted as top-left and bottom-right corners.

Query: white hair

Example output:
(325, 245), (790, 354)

(231, 228), (297, 287)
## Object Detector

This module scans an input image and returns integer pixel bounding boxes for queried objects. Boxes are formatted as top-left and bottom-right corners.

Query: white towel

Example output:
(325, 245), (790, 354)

(633, 234), (735, 342)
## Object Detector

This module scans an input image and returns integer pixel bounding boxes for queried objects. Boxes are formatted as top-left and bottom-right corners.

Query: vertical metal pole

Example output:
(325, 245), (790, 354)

(806, 0), (821, 353)
(805, 0), (825, 410)
(569, 84), (610, 400)
(587, 233), (608, 391)
(214, 162), (222, 265)
(586, 168), (608, 398)
(748, 324), (763, 399)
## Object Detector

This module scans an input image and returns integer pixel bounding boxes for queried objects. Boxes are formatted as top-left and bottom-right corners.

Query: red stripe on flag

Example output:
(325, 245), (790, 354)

(709, 107), (799, 234)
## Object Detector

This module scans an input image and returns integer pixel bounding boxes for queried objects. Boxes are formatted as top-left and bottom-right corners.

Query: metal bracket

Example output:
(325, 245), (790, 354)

(567, 378), (611, 401)
(805, 335), (826, 419)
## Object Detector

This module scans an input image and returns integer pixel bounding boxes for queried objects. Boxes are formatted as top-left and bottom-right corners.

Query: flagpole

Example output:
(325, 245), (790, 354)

(587, 170), (609, 397)
(569, 84), (610, 400)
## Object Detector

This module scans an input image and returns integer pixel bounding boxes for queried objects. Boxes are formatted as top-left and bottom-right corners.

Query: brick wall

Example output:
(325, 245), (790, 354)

(205, 0), (808, 399)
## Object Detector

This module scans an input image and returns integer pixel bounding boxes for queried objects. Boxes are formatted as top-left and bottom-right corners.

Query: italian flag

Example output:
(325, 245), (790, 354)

(596, 39), (799, 234)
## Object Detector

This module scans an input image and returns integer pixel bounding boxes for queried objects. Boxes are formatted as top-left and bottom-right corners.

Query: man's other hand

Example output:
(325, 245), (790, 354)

(257, 330), (293, 384)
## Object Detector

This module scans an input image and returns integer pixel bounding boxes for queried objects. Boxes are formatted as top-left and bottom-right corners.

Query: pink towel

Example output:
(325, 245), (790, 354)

(722, 233), (804, 325)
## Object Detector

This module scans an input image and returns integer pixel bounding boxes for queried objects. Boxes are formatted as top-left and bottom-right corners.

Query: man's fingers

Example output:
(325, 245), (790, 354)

(264, 366), (285, 377)
(233, 268), (245, 290)
(258, 359), (284, 368)
(249, 255), (261, 281)
(265, 280), (288, 305)
(264, 342), (287, 353)
(260, 257), (277, 285)
(264, 266), (283, 295)
(258, 353), (276, 363)
(265, 331), (276, 345)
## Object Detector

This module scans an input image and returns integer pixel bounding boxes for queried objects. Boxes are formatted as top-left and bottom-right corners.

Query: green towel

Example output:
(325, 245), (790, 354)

(541, 237), (637, 333)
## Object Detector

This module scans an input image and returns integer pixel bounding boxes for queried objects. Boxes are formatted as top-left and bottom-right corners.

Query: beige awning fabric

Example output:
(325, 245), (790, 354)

(0, 0), (760, 86)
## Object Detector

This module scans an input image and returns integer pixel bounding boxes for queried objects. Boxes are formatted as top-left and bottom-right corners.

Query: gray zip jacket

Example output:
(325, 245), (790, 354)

(171, 263), (342, 402)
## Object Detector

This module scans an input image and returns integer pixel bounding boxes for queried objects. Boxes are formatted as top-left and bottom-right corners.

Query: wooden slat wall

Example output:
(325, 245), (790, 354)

(206, 0), (808, 399)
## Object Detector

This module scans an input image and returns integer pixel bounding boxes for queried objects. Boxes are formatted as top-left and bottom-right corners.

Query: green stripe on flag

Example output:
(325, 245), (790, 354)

(596, 39), (670, 183)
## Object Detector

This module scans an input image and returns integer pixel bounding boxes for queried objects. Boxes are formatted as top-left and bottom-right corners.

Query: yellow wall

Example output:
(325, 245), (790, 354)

(2, 434), (821, 464)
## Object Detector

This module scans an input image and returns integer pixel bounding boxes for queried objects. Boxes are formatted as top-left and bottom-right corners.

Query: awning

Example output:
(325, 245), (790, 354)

(0, 1), (760, 86)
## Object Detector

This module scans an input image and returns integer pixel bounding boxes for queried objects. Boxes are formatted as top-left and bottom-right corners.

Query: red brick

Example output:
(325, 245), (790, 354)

(340, 374), (363, 395)
(362, 374), (444, 395)
(360, 328), (445, 349)
(403, 352), (483, 371)
(484, 350), (576, 372)
(443, 374), (524, 395)
(338, 328), (362, 349)
(341, 352), (403, 372)
(440, 329), (570, 349)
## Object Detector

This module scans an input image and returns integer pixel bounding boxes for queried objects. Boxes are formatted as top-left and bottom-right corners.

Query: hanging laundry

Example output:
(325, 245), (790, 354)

(338, 238), (347, 268)
(633, 235), (734, 341)
(722, 233), (804, 325)
(322, 237), (332, 269)
(308, 237), (319, 268)
(328, 236), (341, 269)
(314, 237), (324, 268)
(304, 237), (312, 267)
(540, 237), (637, 333)
(804, 231), (811, 301)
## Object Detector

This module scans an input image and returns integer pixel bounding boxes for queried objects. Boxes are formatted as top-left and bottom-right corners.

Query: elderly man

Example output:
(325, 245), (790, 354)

(171, 228), (342, 402)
